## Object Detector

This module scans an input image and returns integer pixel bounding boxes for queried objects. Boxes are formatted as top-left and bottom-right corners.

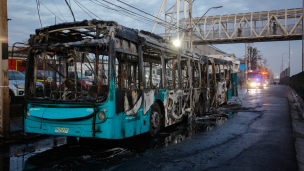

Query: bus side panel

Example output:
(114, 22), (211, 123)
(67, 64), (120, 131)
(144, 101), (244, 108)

(113, 90), (156, 139)
(113, 109), (151, 139)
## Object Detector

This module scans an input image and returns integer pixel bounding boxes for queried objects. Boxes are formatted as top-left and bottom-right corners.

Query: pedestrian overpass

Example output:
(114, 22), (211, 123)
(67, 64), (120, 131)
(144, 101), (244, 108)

(158, 8), (303, 45)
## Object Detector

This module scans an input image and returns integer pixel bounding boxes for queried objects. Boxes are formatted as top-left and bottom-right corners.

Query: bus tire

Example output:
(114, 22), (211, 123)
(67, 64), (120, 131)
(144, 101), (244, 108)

(198, 95), (206, 116)
(223, 92), (228, 105)
(150, 103), (161, 137)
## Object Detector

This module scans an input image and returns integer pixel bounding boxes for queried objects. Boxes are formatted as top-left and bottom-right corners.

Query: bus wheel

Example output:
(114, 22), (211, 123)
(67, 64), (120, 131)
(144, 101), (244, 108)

(223, 93), (228, 105)
(150, 103), (161, 137)
(198, 95), (206, 116)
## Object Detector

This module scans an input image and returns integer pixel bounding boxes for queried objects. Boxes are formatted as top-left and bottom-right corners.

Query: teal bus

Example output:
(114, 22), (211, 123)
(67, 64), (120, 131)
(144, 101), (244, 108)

(24, 20), (236, 139)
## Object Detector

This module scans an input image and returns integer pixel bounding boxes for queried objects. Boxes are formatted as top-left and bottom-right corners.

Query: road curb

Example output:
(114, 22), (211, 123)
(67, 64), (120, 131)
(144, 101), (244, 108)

(289, 86), (304, 121)
(287, 86), (304, 171)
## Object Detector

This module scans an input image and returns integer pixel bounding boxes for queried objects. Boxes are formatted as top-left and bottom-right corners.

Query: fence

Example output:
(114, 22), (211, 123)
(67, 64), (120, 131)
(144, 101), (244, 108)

(280, 71), (304, 100)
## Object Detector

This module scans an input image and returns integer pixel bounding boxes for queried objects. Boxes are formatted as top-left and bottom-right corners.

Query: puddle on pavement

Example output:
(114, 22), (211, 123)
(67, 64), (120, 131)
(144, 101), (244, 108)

(0, 111), (237, 170)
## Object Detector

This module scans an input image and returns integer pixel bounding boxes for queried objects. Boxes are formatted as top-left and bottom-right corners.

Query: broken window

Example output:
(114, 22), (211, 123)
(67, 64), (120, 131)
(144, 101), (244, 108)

(27, 46), (109, 102)
(115, 54), (139, 90)
(180, 60), (189, 88)
(215, 64), (221, 82)
(192, 60), (200, 88)
(220, 65), (225, 81)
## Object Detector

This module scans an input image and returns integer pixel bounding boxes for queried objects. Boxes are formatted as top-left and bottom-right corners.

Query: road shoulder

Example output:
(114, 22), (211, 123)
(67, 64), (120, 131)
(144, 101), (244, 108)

(287, 86), (304, 170)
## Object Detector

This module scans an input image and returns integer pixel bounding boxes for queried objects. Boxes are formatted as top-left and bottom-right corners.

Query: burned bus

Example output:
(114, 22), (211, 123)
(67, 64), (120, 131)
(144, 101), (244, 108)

(24, 20), (237, 139)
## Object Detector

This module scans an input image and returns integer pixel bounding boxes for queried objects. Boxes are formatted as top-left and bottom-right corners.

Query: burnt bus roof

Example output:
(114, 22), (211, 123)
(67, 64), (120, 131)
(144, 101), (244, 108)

(212, 58), (233, 65)
(28, 19), (209, 61)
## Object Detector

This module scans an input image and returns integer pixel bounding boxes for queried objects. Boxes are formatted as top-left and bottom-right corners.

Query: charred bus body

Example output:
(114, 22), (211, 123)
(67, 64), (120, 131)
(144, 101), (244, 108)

(24, 20), (237, 139)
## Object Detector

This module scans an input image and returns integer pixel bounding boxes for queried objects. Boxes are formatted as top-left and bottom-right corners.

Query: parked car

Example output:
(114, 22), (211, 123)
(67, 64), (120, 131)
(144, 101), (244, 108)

(37, 70), (61, 86)
(274, 78), (279, 85)
(68, 71), (94, 89)
(9, 70), (43, 104)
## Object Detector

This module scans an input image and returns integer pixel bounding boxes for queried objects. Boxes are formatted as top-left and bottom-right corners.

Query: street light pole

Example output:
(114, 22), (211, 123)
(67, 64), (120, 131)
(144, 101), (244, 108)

(193, 6), (223, 27)
(245, 43), (247, 80)
(281, 53), (284, 74)
(281, 52), (291, 75)
(189, 6), (222, 51)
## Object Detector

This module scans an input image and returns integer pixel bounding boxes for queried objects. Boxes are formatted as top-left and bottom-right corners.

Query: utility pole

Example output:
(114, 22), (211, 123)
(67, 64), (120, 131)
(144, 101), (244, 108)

(257, 53), (259, 71)
(289, 41), (290, 76)
(0, 0), (10, 137)
(188, 0), (193, 51)
(248, 45), (251, 71)
(245, 43), (247, 80)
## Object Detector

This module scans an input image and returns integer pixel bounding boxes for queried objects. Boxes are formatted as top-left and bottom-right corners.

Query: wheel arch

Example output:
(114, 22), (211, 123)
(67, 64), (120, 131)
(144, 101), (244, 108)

(154, 99), (165, 130)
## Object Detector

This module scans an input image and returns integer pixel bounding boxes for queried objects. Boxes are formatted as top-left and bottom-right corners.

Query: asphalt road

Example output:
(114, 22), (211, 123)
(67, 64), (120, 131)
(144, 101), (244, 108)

(0, 85), (298, 171)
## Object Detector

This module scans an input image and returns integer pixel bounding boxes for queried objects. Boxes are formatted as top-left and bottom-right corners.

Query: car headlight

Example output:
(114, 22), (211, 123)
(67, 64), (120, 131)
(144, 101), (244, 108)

(250, 83), (257, 86)
(14, 84), (25, 89)
(98, 112), (105, 120)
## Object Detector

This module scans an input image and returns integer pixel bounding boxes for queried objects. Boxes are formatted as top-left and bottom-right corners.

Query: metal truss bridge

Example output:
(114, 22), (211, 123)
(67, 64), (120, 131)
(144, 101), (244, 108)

(157, 8), (303, 45)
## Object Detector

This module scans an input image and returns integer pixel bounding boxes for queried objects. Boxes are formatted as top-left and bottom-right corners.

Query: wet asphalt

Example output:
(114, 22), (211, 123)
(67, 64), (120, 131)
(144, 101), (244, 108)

(0, 85), (298, 171)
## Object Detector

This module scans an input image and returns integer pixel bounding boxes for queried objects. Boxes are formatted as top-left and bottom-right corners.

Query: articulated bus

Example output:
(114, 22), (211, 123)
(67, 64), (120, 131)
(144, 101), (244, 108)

(24, 20), (237, 139)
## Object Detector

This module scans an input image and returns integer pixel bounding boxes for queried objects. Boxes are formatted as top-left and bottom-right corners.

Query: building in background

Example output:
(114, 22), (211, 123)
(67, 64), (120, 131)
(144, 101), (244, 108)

(208, 54), (240, 73)
(239, 60), (246, 73)
(192, 45), (226, 55)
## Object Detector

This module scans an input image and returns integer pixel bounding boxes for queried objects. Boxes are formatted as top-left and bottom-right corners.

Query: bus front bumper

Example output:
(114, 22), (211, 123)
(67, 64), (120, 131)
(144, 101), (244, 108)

(24, 117), (114, 139)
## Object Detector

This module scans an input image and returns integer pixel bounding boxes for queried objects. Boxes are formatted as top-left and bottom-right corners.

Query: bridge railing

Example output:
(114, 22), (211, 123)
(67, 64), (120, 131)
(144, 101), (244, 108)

(159, 8), (303, 44)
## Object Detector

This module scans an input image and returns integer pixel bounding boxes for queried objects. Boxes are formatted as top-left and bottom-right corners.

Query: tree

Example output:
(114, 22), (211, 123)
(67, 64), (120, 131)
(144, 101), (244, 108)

(247, 46), (263, 71)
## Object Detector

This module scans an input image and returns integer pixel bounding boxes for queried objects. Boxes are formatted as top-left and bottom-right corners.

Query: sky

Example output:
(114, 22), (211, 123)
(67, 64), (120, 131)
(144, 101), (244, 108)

(7, 0), (303, 76)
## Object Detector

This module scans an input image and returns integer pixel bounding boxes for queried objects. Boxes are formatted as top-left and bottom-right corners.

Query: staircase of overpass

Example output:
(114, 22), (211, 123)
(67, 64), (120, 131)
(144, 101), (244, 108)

(158, 8), (303, 45)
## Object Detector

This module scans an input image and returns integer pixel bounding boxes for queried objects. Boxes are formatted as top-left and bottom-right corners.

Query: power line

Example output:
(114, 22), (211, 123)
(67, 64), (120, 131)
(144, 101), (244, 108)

(111, 1), (208, 45)
(52, 0), (67, 22)
(40, 1), (65, 23)
(61, 0), (71, 12)
(113, 0), (203, 42)
(90, 0), (164, 28)
(95, 0), (157, 23)
(65, 0), (76, 22)
(113, 0), (187, 32)
(73, 0), (94, 19)
(74, 0), (102, 20)
(117, 0), (155, 17)
(36, 0), (42, 27)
